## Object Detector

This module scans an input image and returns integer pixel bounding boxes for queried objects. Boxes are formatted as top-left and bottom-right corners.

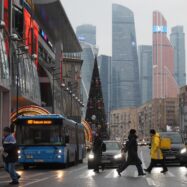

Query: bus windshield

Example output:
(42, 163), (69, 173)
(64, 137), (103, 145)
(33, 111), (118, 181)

(16, 125), (64, 146)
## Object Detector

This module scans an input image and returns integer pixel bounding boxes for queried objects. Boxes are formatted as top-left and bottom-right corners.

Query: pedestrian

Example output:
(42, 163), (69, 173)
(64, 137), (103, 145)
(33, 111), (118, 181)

(92, 132), (103, 173)
(117, 129), (145, 176)
(2, 127), (20, 185)
(144, 129), (168, 174)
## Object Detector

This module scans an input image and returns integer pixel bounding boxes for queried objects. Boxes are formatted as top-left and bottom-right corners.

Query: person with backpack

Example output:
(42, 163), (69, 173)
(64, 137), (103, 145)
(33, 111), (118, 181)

(92, 132), (103, 173)
(144, 129), (168, 174)
(2, 127), (20, 185)
(117, 129), (145, 176)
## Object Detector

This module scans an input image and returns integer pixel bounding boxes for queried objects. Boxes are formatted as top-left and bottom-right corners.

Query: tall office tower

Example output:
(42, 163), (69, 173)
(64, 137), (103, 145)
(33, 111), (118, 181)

(170, 26), (186, 87)
(153, 11), (178, 98)
(98, 55), (112, 123)
(112, 4), (140, 110)
(76, 24), (96, 45)
(138, 45), (152, 104)
(80, 41), (98, 119)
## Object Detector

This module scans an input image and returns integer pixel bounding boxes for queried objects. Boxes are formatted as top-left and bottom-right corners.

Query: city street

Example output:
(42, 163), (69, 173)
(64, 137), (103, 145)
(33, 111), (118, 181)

(1, 147), (187, 187)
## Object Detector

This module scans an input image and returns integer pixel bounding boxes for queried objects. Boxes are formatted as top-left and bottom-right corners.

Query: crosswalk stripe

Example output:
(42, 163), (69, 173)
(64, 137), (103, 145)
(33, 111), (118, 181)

(166, 171), (175, 177)
(105, 170), (118, 178)
(146, 177), (157, 186)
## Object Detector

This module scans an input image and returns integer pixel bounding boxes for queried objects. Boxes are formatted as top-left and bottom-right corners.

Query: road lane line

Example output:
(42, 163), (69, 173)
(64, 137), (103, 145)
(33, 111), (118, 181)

(166, 171), (175, 177)
(105, 170), (115, 178)
(146, 177), (157, 186)
(19, 175), (56, 187)
(68, 165), (87, 173)
(20, 172), (47, 179)
(140, 150), (146, 169)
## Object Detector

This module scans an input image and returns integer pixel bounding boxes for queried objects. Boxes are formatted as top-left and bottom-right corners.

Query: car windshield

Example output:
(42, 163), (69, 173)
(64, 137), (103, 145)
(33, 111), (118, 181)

(105, 142), (120, 151)
(16, 125), (64, 146)
(160, 133), (183, 144)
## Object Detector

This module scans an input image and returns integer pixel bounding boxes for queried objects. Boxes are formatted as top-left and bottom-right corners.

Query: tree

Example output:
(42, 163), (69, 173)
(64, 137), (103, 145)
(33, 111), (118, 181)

(85, 58), (107, 139)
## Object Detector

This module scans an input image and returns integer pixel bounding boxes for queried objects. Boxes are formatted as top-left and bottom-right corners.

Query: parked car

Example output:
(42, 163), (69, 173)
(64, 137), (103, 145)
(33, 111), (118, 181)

(88, 140), (124, 169)
(159, 132), (187, 165)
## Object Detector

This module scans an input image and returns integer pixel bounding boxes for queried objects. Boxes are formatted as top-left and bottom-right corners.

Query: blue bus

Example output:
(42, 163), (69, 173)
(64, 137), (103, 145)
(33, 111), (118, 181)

(15, 114), (85, 169)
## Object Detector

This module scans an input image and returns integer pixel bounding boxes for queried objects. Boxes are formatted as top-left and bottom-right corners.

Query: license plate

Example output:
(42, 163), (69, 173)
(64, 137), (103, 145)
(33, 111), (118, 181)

(102, 160), (111, 163)
(34, 160), (44, 163)
(165, 156), (176, 159)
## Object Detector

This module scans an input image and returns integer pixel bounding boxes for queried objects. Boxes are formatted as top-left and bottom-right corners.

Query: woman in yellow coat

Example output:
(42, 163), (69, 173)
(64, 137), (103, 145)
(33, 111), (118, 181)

(144, 129), (168, 174)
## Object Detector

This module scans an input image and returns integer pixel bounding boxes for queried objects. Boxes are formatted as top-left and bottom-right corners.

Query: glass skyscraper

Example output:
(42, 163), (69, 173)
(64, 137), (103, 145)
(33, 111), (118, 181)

(98, 55), (112, 122)
(112, 4), (140, 110)
(153, 11), (178, 98)
(138, 45), (152, 104)
(79, 41), (98, 119)
(76, 24), (96, 45)
(170, 26), (186, 87)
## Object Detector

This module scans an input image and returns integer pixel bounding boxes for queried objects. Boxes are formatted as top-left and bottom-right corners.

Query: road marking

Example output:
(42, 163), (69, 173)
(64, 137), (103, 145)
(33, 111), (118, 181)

(20, 172), (47, 179)
(68, 165), (87, 173)
(146, 177), (157, 186)
(77, 170), (96, 179)
(19, 175), (56, 187)
(166, 171), (175, 177)
(140, 150), (146, 169)
(105, 170), (118, 178)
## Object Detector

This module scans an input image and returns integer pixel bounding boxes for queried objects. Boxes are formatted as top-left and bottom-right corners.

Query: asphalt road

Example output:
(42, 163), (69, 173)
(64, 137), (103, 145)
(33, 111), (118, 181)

(1, 147), (187, 187)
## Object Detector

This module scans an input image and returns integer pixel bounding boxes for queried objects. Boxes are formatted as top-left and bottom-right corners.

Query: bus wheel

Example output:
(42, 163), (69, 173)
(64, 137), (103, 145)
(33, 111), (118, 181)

(23, 164), (29, 170)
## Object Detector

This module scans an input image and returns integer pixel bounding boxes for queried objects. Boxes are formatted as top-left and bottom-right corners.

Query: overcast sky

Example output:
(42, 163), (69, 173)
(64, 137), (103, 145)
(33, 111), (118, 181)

(62, 0), (187, 56)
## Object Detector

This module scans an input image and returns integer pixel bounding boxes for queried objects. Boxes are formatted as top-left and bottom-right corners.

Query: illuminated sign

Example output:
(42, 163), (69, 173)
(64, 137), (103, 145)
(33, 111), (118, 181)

(153, 26), (167, 33)
(39, 29), (53, 49)
(27, 120), (52, 125)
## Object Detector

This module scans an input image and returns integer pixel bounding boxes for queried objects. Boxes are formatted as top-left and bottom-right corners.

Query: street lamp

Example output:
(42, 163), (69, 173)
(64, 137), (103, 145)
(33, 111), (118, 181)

(51, 67), (56, 113)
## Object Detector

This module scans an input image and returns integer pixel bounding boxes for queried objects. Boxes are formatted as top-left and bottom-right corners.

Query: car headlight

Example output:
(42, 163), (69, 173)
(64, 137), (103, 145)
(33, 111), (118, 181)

(88, 153), (94, 160)
(180, 148), (187, 154)
(18, 150), (21, 154)
(114, 153), (122, 159)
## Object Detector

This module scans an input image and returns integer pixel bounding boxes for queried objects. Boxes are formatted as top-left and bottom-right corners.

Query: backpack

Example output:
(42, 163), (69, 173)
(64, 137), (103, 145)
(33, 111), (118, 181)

(160, 137), (171, 150)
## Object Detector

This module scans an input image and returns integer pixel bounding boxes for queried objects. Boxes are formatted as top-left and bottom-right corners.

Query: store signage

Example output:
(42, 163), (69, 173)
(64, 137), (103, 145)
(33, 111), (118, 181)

(153, 26), (167, 33)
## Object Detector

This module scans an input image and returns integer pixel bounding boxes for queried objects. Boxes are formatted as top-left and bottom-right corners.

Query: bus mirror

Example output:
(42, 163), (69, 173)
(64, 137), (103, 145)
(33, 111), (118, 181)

(65, 135), (69, 144)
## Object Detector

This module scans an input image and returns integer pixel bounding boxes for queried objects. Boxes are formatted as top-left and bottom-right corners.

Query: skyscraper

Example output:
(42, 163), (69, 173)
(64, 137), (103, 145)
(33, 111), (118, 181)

(138, 45), (152, 104)
(80, 41), (98, 119)
(112, 4), (140, 109)
(98, 55), (112, 123)
(76, 24), (96, 45)
(170, 26), (186, 87)
(152, 11), (178, 99)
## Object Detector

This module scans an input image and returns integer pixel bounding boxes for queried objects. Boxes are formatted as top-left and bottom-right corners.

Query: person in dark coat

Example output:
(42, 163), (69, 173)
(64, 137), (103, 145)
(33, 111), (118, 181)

(2, 127), (20, 185)
(92, 132), (103, 173)
(117, 129), (145, 176)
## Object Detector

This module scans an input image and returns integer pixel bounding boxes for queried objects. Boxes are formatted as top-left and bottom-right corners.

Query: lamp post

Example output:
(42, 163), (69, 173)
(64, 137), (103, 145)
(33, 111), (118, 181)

(51, 67), (56, 113)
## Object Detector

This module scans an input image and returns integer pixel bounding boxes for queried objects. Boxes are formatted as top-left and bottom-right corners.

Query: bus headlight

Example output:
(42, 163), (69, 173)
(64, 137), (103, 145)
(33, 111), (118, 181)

(18, 150), (21, 154)
(180, 148), (187, 154)
(88, 153), (94, 160)
(18, 155), (21, 159)
(58, 149), (62, 154)
(114, 153), (122, 159)
(57, 155), (61, 159)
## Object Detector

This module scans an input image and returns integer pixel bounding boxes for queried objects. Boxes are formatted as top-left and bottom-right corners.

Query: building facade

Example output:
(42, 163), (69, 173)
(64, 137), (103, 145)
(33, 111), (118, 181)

(153, 11), (179, 99)
(179, 86), (187, 138)
(170, 26), (186, 87)
(138, 45), (152, 104)
(138, 98), (178, 139)
(98, 55), (111, 123)
(110, 108), (138, 141)
(0, 0), (83, 165)
(76, 24), (96, 45)
(112, 4), (140, 110)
